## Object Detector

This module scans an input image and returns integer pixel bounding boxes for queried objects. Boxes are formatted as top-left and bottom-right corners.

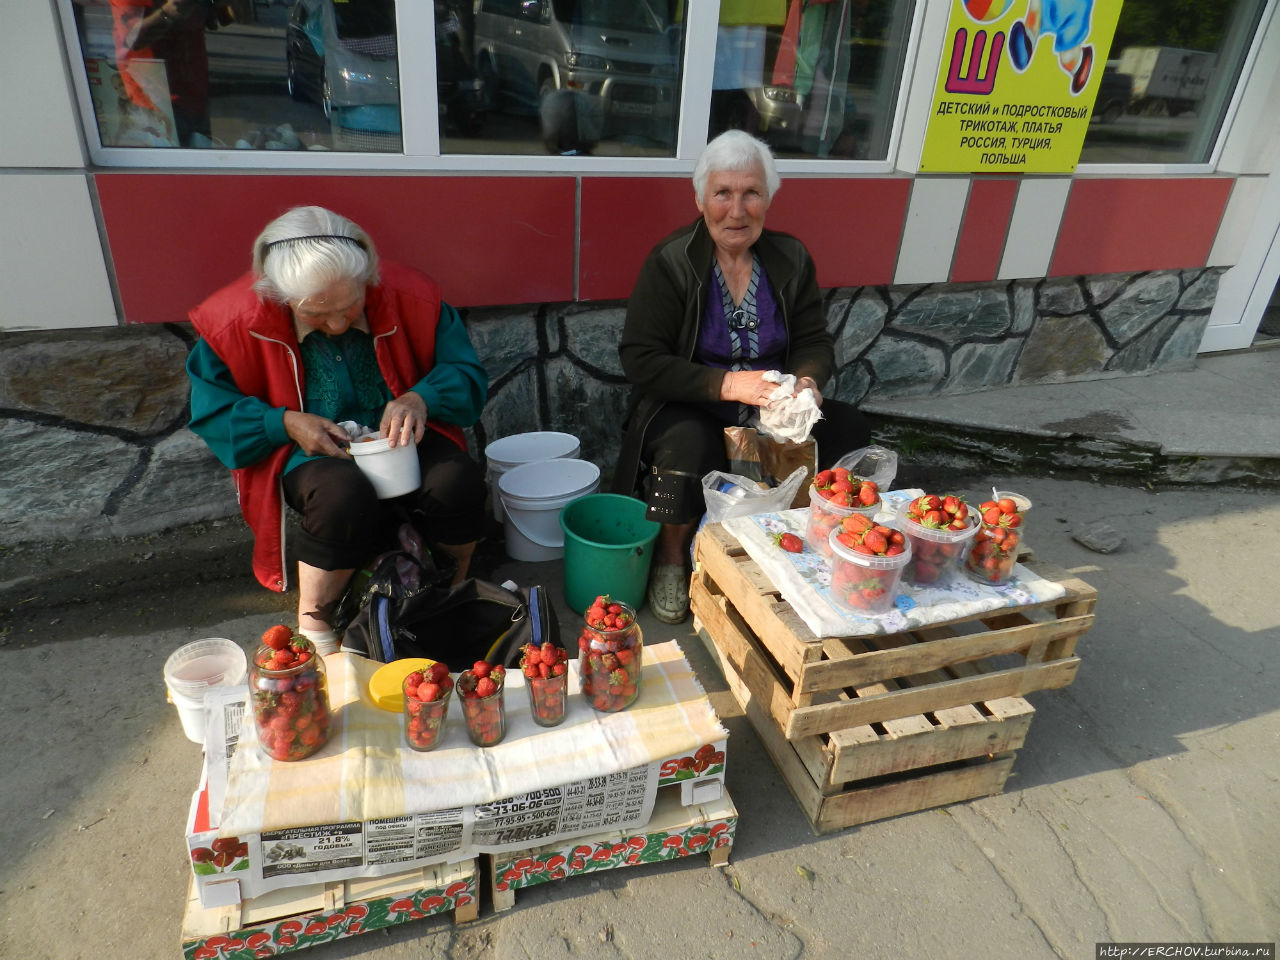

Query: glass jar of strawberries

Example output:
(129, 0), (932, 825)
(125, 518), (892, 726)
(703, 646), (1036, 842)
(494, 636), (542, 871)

(248, 625), (331, 762)
(403, 662), (454, 751)
(458, 661), (506, 746)
(578, 596), (642, 713)
(519, 641), (569, 727)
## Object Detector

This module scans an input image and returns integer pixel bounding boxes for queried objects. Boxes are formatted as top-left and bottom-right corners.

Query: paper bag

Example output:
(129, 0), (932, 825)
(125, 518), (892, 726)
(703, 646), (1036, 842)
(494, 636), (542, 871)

(723, 426), (817, 510)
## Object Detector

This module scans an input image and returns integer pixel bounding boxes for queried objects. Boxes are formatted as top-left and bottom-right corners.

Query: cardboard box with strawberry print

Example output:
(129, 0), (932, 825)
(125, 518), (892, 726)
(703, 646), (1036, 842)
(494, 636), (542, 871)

(489, 787), (738, 910)
(182, 860), (477, 959)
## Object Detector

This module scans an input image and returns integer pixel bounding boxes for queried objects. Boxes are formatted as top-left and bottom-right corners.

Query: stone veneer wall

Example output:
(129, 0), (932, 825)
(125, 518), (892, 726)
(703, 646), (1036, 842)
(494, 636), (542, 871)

(0, 268), (1218, 547)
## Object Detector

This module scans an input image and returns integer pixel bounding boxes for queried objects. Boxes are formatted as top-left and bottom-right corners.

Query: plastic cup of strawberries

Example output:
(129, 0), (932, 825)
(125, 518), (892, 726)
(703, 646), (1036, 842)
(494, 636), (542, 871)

(249, 627), (332, 762)
(519, 640), (569, 727)
(577, 595), (642, 713)
(403, 662), (454, 751)
(458, 661), (506, 747)
(896, 494), (981, 586)
(964, 493), (1030, 586)
(827, 519), (911, 615)
(806, 469), (881, 557)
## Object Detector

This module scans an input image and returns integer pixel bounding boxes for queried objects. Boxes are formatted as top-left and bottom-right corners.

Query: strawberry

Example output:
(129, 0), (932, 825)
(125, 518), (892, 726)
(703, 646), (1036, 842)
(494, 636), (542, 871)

(428, 661), (450, 683)
(261, 625), (292, 651)
(856, 480), (880, 507)
(475, 677), (497, 698)
(773, 531), (803, 553)
(539, 643), (557, 666)
(471, 660), (492, 679)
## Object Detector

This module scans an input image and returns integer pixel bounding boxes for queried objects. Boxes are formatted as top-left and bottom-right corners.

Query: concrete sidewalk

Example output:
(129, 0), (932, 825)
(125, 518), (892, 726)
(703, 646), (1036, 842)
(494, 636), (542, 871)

(863, 346), (1280, 485)
(3, 476), (1278, 959)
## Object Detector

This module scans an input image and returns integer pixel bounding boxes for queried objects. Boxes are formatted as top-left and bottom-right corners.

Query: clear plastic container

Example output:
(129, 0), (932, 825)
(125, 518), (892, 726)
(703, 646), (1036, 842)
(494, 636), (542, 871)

(525, 672), (568, 727)
(896, 504), (981, 586)
(248, 638), (331, 762)
(805, 485), (879, 557)
(577, 599), (643, 712)
(458, 668), (506, 746)
(403, 672), (453, 751)
(964, 491), (1032, 586)
(827, 526), (911, 615)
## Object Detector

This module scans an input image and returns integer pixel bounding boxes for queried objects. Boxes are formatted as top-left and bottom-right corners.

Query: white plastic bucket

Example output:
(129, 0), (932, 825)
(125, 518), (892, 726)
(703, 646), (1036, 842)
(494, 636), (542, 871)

(163, 638), (248, 745)
(348, 437), (421, 499)
(498, 458), (601, 561)
(485, 431), (581, 522)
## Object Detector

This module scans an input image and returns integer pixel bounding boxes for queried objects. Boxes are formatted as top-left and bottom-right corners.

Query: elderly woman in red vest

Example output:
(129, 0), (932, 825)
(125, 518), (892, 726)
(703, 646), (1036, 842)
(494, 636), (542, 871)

(187, 206), (488, 653)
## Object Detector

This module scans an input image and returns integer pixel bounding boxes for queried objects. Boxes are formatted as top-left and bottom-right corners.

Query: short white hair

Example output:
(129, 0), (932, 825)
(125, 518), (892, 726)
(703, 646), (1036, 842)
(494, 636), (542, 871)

(251, 206), (379, 303)
(693, 130), (780, 202)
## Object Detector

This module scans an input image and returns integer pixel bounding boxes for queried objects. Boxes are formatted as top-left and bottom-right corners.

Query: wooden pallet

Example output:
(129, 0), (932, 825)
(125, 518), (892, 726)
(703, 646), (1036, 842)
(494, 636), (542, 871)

(487, 785), (737, 912)
(181, 859), (478, 959)
(693, 522), (1093, 739)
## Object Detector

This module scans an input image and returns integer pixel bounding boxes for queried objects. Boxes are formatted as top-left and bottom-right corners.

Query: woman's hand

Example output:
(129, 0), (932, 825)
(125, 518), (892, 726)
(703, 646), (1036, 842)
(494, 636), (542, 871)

(719, 370), (783, 407)
(283, 411), (353, 459)
(794, 375), (824, 408)
(381, 391), (428, 448)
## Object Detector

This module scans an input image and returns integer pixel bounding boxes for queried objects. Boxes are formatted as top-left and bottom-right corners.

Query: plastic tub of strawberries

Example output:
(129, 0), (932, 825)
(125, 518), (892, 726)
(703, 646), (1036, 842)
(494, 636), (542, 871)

(895, 494), (981, 586)
(577, 595), (642, 712)
(805, 467), (882, 557)
(827, 517), (911, 616)
(964, 492), (1031, 586)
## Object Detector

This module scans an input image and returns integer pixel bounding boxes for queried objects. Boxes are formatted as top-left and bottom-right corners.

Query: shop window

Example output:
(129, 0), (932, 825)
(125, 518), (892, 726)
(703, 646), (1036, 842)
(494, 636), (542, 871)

(1080, 0), (1268, 164)
(73, 0), (403, 152)
(447, 0), (685, 157)
(707, 0), (915, 160)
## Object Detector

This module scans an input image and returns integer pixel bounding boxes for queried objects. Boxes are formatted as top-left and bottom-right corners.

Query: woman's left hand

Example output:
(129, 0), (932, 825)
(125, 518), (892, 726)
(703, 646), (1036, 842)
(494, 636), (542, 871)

(794, 375), (824, 407)
(381, 391), (428, 448)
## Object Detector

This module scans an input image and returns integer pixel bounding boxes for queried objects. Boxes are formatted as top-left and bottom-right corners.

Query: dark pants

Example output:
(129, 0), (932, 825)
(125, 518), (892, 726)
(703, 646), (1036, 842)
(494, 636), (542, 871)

(641, 399), (873, 524)
(282, 429), (486, 571)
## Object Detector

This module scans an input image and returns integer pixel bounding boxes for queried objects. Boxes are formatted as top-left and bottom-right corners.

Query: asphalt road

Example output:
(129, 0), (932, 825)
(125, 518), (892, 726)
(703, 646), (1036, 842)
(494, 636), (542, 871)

(2, 475), (1277, 959)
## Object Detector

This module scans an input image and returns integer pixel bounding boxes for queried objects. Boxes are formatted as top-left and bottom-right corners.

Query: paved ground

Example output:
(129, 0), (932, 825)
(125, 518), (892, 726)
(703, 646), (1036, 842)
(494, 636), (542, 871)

(3, 474), (1277, 960)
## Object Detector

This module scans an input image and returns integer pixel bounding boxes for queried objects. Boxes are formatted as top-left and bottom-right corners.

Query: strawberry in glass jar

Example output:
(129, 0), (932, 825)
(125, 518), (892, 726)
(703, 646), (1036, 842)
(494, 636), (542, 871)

(248, 625), (331, 762)
(577, 596), (642, 712)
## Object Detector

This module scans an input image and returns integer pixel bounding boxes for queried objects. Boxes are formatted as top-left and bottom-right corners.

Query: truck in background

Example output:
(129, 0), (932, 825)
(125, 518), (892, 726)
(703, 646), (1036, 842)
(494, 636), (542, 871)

(1114, 45), (1217, 117)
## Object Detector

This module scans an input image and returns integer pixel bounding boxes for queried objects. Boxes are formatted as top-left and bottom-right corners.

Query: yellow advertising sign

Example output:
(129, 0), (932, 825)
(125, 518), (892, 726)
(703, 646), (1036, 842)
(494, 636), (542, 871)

(920, 0), (1124, 173)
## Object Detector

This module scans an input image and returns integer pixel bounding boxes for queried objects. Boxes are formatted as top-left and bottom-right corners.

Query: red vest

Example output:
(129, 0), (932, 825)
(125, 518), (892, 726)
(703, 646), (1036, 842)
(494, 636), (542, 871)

(189, 262), (465, 592)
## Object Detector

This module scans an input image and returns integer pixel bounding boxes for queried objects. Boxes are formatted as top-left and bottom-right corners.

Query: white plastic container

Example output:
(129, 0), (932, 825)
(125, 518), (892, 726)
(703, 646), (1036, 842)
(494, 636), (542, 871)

(348, 436), (421, 499)
(498, 458), (600, 561)
(485, 431), (581, 522)
(163, 638), (248, 745)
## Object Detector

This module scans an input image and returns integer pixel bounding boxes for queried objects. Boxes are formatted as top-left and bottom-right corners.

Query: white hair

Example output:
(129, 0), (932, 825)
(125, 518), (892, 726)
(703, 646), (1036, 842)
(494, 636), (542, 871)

(251, 206), (379, 303)
(693, 130), (781, 202)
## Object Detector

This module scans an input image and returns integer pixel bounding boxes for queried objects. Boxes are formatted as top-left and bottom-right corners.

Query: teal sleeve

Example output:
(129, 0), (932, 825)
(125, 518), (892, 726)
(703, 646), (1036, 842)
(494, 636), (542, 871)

(409, 302), (489, 427)
(187, 339), (293, 470)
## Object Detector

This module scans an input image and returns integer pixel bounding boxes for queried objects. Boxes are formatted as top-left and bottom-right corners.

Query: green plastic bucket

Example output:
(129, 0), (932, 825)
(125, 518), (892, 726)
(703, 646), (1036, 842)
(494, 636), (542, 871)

(560, 494), (661, 614)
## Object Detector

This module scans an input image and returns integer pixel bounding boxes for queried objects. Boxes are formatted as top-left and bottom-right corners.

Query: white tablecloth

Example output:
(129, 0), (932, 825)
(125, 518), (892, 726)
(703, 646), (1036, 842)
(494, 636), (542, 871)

(721, 489), (1066, 638)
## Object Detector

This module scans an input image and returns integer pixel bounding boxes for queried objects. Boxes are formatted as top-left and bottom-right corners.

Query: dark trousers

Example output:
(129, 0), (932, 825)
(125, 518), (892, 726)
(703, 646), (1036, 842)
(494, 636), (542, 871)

(641, 399), (873, 524)
(282, 429), (486, 571)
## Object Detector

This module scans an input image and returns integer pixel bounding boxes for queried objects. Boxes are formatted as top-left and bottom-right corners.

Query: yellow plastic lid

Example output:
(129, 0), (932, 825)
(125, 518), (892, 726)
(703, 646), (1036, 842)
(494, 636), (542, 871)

(368, 658), (437, 713)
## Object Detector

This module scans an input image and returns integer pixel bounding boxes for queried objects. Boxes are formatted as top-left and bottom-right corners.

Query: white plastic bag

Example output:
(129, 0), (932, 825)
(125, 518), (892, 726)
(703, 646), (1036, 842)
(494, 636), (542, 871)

(702, 465), (809, 523)
(832, 445), (898, 490)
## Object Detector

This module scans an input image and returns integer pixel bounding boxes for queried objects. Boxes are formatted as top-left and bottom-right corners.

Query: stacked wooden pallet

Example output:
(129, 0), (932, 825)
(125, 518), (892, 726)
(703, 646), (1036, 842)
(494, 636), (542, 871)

(691, 523), (1095, 834)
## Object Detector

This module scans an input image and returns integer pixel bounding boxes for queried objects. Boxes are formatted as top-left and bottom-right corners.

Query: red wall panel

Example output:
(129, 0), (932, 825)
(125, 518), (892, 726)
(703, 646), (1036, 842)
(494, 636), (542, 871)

(1049, 177), (1233, 277)
(577, 176), (912, 301)
(951, 177), (1019, 283)
(95, 174), (577, 322)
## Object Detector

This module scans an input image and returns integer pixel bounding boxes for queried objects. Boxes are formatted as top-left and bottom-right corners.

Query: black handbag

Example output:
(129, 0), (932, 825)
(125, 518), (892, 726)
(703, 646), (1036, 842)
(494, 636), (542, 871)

(338, 542), (560, 670)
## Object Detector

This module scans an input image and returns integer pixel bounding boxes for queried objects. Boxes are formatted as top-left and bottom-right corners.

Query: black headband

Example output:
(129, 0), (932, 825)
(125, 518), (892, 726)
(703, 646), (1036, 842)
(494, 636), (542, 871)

(265, 234), (364, 250)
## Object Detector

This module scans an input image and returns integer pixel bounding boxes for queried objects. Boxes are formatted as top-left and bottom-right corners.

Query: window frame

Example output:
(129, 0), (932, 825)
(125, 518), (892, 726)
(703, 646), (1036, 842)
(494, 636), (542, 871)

(59, 0), (926, 176)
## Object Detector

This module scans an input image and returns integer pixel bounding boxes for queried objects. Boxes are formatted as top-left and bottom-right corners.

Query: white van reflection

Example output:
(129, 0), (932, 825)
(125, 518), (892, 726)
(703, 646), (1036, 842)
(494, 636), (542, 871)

(475, 0), (679, 141)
